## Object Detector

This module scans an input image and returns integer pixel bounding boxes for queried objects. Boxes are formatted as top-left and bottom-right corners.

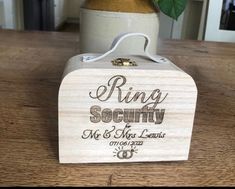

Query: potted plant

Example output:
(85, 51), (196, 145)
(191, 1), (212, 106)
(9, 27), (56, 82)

(80, 0), (187, 54)
(153, 0), (187, 20)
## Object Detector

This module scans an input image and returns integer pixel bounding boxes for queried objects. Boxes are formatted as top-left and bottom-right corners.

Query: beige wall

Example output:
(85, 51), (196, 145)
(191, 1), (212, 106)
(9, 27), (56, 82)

(0, 1), (4, 27)
(55, 0), (67, 27)
(66, 0), (84, 19)
(15, 0), (24, 30)
(181, 0), (204, 40)
(54, 0), (84, 26)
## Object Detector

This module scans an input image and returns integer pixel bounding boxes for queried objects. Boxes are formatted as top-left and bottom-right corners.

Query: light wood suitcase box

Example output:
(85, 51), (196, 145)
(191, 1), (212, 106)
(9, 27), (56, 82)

(59, 33), (198, 163)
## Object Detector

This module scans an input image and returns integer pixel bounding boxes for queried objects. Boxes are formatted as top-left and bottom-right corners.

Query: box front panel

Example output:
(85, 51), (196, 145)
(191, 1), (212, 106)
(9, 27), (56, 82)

(59, 69), (197, 163)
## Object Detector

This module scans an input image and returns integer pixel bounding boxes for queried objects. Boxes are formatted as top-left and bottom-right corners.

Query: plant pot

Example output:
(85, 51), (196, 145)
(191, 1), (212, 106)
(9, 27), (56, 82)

(80, 0), (159, 55)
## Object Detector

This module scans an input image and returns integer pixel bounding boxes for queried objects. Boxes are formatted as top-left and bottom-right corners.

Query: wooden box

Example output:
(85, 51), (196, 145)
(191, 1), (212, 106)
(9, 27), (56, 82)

(59, 33), (198, 163)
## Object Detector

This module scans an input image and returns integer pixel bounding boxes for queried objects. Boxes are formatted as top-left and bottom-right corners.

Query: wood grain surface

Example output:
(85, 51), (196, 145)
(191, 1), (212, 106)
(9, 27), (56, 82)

(0, 29), (234, 187)
(59, 55), (197, 163)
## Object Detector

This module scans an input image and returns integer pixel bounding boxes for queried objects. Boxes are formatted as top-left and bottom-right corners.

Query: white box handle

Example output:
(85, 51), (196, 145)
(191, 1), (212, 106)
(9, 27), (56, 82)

(82, 32), (168, 64)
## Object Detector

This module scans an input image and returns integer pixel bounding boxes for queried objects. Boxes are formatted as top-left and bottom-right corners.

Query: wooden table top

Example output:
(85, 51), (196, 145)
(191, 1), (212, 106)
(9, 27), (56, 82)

(0, 30), (234, 187)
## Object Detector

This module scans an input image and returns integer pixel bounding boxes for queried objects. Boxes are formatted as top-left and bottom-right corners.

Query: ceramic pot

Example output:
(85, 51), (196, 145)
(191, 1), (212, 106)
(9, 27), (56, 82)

(80, 0), (159, 55)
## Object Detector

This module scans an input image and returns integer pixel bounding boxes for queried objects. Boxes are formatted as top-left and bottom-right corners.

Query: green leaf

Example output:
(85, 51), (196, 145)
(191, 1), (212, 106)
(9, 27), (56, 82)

(153, 0), (187, 20)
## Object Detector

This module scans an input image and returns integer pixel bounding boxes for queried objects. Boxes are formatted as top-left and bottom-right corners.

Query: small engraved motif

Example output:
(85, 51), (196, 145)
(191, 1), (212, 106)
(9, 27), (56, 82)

(113, 146), (138, 159)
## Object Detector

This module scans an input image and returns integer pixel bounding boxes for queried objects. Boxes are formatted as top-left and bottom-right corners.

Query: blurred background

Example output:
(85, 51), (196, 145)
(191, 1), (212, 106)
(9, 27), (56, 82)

(0, 0), (82, 32)
(0, 0), (234, 42)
